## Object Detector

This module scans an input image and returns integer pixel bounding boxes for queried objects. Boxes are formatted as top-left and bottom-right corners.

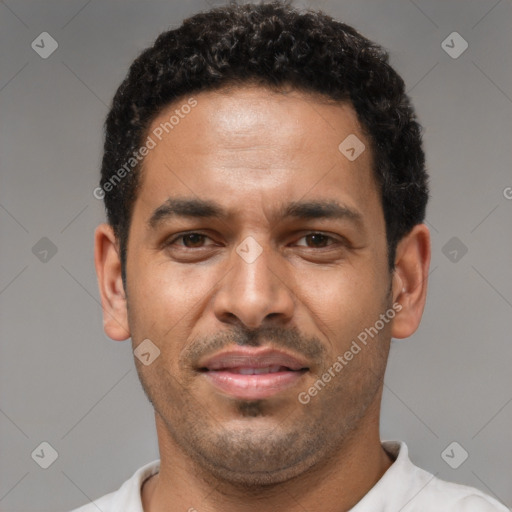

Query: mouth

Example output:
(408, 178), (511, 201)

(198, 348), (309, 400)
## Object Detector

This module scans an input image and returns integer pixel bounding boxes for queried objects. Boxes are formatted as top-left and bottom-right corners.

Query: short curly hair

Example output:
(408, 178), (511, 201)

(100, 0), (428, 278)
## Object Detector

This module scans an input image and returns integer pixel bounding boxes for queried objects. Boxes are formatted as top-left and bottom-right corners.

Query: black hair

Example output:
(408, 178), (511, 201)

(100, 0), (428, 280)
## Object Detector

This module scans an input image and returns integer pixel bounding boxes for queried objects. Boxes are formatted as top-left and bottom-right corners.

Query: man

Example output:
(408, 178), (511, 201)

(73, 2), (508, 511)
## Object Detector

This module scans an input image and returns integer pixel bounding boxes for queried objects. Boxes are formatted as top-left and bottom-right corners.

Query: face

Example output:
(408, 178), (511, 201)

(100, 85), (413, 485)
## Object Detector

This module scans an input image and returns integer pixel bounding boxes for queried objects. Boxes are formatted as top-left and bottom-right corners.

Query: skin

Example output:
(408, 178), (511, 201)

(95, 85), (430, 512)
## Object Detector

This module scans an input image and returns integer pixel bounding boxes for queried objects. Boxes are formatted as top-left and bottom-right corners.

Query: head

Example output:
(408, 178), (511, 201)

(95, 1), (430, 487)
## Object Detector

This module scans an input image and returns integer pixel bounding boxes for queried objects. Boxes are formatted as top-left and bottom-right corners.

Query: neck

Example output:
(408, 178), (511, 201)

(142, 400), (394, 512)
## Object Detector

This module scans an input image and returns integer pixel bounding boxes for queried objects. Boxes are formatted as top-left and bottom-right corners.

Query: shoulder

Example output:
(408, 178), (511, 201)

(378, 442), (509, 512)
(402, 457), (508, 511)
(456, 494), (510, 511)
(421, 476), (509, 511)
(68, 459), (160, 512)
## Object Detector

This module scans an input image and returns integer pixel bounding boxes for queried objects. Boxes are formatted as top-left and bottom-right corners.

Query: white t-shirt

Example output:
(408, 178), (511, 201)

(69, 441), (509, 512)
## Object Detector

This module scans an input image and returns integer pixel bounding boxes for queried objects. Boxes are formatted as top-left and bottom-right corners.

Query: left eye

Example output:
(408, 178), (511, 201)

(295, 233), (338, 248)
(170, 233), (214, 248)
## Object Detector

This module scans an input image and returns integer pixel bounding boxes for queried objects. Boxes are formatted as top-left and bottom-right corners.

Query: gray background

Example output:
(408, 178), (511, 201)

(1, 0), (511, 510)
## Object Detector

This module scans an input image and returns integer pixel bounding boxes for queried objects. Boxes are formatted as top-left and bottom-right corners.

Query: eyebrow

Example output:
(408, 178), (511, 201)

(148, 197), (363, 229)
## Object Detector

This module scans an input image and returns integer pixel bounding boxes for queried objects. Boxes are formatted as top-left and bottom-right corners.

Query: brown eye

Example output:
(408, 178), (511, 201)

(307, 234), (330, 247)
(296, 233), (336, 248)
(181, 233), (207, 247)
(165, 232), (214, 249)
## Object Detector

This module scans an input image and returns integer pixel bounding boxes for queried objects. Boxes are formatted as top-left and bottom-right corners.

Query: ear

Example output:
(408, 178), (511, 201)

(94, 223), (130, 341)
(391, 224), (431, 339)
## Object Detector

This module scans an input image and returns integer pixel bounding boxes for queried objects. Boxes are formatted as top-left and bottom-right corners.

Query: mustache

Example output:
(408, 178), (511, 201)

(180, 324), (327, 369)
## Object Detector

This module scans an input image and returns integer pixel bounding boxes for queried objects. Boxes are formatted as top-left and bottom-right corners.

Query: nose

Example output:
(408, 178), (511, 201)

(212, 239), (295, 329)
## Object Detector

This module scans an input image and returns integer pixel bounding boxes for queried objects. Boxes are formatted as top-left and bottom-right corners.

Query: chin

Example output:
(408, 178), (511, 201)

(180, 424), (326, 488)
(196, 450), (317, 489)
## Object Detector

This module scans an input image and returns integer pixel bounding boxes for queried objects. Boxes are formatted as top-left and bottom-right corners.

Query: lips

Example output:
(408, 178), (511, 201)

(227, 365), (288, 375)
(198, 347), (309, 400)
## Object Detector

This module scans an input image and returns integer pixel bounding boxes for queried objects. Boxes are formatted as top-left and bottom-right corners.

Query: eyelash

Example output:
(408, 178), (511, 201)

(165, 231), (344, 249)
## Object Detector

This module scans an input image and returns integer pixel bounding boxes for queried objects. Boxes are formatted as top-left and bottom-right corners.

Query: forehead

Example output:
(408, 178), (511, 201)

(146, 85), (367, 161)
(134, 85), (381, 226)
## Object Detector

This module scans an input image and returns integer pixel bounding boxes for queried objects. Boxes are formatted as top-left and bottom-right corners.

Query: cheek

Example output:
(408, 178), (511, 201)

(295, 262), (388, 346)
(126, 260), (218, 337)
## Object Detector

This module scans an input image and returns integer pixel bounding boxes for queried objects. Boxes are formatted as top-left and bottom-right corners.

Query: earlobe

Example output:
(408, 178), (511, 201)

(94, 223), (131, 341)
(391, 224), (431, 340)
